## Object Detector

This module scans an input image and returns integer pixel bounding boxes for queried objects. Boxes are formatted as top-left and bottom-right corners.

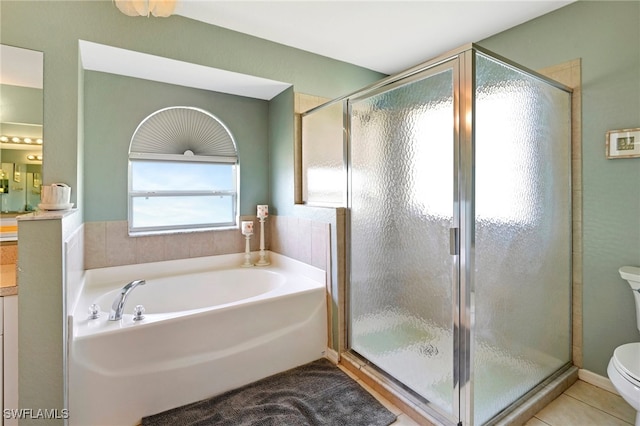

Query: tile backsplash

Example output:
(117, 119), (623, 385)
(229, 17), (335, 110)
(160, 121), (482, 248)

(65, 223), (85, 314)
(269, 215), (330, 271)
(1, 243), (18, 265)
(84, 215), (330, 271)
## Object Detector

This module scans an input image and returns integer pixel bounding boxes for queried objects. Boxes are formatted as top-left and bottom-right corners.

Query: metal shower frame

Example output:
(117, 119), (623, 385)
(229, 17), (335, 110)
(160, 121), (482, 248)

(304, 43), (573, 426)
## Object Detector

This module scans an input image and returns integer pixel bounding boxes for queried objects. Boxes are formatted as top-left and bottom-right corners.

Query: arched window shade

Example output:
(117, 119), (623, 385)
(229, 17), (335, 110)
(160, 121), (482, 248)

(129, 106), (238, 162)
(128, 106), (239, 235)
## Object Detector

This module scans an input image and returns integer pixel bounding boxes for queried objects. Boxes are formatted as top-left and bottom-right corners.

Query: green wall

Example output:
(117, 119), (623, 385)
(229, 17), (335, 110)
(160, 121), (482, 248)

(1, 1), (383, 421)
(479, 0), (640, 376)
(0, 84), (43, 124)
(0, 0), (384, 208)
(84, 71), (270, 221)
(0, 149), (41, 164)
(6, 0), (636, 416)
(269, 88), (296, 216)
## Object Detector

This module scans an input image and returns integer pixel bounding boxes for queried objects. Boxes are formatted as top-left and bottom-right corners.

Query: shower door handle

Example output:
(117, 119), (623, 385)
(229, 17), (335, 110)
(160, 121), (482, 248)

(449, 227), (459, 256)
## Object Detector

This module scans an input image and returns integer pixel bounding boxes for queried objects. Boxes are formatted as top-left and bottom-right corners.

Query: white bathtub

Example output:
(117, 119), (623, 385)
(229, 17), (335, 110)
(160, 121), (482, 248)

(69, 252), (327, 426)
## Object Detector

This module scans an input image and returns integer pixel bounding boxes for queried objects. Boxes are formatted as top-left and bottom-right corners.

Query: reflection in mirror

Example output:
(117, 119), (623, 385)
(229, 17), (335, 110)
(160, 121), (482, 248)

(0, 44), (43, 241)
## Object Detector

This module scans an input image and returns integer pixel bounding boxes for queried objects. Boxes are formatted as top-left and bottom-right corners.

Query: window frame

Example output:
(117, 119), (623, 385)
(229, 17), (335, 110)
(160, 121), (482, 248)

(127, 153), (239, 236)
(126, 106), (240, 236)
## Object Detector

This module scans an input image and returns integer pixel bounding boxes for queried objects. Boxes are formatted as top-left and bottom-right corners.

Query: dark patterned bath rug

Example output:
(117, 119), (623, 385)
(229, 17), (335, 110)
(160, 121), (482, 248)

(141, 358), (397, 426)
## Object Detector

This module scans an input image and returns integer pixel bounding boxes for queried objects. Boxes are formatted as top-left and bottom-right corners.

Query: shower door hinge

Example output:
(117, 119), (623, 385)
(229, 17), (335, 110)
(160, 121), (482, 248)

(449, 227), (459, 256)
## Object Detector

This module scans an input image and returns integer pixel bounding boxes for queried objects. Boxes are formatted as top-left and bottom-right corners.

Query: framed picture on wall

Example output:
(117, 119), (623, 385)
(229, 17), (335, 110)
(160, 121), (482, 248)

(606, 127), (640, 159)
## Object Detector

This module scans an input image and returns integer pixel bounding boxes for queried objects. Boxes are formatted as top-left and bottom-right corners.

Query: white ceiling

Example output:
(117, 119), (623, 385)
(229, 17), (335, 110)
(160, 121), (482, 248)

(174, 0), (574, 75)
(2, 1), (576, 104)
(0, 44), (43, 89)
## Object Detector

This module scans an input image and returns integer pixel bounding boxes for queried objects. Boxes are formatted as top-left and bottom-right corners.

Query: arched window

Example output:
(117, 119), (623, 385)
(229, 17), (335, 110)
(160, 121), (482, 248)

(128, 106), (239, 235)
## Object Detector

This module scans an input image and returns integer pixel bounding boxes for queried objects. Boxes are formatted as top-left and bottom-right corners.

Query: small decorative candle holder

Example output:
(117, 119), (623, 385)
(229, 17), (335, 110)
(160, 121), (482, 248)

(241, 221), (254, 267)
(256, 205), (270, 266)
(257, 204), (268, 219)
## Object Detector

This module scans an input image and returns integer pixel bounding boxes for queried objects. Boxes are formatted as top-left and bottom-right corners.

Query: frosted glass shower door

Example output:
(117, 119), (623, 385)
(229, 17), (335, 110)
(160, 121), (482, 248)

(349, 65), (457, 418)
(472, 53), (572, 425)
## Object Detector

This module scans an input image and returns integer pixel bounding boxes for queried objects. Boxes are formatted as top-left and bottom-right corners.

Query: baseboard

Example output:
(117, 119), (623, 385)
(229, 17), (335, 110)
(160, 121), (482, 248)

(325, 347), (340, 364)
(578, 368), (618, 394)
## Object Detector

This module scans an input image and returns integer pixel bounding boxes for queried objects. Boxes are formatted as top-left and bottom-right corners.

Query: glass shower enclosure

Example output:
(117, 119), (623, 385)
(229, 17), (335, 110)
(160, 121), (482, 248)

(344, 45), (572, 425)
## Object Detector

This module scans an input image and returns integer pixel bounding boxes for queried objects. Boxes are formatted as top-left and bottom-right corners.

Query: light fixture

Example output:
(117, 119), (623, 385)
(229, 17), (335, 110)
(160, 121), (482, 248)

(27, 154), (43, 161)
(114, 0), (177, 17)
(0, 135), (44, 146)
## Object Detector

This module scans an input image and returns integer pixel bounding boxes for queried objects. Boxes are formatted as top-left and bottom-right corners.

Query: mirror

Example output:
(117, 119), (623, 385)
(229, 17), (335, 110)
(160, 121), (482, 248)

(0, 45), (43, 241)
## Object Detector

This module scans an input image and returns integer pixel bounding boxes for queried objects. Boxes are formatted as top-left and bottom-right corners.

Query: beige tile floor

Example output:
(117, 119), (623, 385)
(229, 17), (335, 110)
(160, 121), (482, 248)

(341, 366), (637, 426)
(526, 380), (636, 426)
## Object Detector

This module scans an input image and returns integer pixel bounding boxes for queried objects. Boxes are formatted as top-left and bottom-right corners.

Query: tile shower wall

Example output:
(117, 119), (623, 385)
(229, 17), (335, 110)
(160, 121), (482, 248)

(538, 59), (583, 368)
(83, 215), (330, 272)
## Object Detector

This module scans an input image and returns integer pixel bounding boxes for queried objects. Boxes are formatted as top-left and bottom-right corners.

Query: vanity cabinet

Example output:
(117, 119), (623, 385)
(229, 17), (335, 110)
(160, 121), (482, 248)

(2, 295), (18, 426)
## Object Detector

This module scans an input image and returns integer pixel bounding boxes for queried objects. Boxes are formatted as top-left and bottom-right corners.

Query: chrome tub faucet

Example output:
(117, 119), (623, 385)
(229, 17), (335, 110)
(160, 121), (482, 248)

(109, 279), (146, 321)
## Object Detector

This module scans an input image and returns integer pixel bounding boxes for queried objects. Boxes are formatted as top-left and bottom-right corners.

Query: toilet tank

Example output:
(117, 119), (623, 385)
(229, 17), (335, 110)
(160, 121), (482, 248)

(619, 266), (640, 331)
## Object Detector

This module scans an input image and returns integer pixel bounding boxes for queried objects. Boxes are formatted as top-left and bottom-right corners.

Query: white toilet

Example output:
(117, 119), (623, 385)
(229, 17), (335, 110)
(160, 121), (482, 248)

(608, 266), (640, 426)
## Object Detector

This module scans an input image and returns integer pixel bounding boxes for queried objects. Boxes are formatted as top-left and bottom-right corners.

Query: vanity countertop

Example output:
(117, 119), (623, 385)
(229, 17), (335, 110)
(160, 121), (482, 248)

(0, 264), (18, 296)
(17, 208), (77, 221)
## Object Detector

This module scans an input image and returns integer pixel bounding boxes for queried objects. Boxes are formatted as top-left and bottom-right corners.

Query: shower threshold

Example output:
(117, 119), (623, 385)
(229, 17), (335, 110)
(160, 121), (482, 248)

(340, 351), (577, 426)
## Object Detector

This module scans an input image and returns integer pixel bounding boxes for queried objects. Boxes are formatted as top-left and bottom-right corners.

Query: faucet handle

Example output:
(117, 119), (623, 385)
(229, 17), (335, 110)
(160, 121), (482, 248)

(88, 304), (101, 319)
(133, 304), (145, 321)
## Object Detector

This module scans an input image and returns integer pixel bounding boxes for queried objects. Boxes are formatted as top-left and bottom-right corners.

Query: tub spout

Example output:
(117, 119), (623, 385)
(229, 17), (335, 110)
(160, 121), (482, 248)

(109, 279), (146, 321)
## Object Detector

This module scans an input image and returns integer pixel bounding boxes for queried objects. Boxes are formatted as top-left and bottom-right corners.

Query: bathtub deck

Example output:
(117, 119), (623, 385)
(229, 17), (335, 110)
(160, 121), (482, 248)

(70, 253), (328, 426)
